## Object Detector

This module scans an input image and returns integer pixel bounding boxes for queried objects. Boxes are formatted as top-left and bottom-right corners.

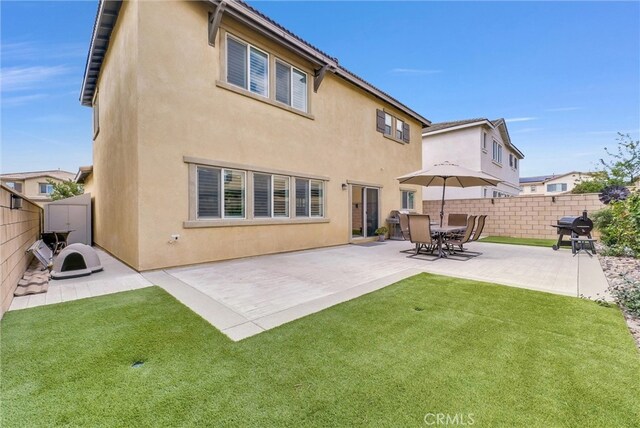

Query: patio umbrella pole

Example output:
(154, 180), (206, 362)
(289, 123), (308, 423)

(440, 179), (447, 227)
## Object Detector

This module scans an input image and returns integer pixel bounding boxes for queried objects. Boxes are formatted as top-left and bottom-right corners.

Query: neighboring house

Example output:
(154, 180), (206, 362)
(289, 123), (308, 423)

(421, 118), (524, 200)
(0, 170), (75, 206)
(78, 0), (430, 271)
(520, 172), (594, 195)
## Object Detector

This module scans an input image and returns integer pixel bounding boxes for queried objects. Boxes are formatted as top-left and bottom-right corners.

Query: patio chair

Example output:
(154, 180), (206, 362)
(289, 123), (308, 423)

(408, 214), (435, 255)
(445, 215), (476, 254)
(399, 213), (411, 240)
(448, 213), (468, 227)
(470, 215), (487, 242)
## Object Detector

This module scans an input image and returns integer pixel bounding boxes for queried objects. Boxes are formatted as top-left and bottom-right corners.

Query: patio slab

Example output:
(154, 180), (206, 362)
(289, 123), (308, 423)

(149, 240), (609, 341)
(9, 248), (152, 312)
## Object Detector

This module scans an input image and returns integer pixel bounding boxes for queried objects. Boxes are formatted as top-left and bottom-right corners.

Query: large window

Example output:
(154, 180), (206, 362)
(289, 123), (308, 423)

(492, 140), (502, 164)
(275, 60), (307, 112)
(226, 35), (269, 97)
(401, 190), (415, 210)
(39, 183), (54, 195)
(254, 173), (290, 218)
(193, 163), (324, 223)
(197, 167), (246, 219)
(296, 178), (324, 218)
(547, 183), (568, 193)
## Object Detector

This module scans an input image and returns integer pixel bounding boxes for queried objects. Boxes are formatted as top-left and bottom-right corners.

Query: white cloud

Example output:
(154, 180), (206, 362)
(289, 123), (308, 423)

(1, 41), (86, 62)
(0, 65), (71, 92)
(1, 93), (47, 107)
(512, 127), (542, 134)
(504, 117), (538, 123)
(545, 107), (582, 112)
(389, 68), (443, 75)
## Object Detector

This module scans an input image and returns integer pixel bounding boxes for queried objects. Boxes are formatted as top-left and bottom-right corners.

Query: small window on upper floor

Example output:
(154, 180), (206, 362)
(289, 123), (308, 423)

(514, 157), (518, 169)
(492, 140), (502, 164)
(226, 34), (269, 97)
(482, 132), (487, 151)
(384, 113), (393, 136)
(530, 186), (536, 192)
(396, 119), (405, 140)
(39, 183), (54, 195)
(376, 109), (410, 143)
(275, 59), (308, 113)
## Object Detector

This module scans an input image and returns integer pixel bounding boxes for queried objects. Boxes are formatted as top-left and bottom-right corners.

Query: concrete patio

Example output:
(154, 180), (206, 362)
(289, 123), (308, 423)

(9, 249), (152, 311)
(143, 240), (610, 341)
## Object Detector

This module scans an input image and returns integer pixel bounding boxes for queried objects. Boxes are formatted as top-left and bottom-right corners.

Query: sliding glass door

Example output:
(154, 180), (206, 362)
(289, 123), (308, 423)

(351, 185), (380, 239)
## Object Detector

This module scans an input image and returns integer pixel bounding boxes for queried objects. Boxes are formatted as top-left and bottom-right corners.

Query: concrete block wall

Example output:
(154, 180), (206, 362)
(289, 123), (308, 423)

(423, 193), (604, 239)
(0, 185), (42, 317)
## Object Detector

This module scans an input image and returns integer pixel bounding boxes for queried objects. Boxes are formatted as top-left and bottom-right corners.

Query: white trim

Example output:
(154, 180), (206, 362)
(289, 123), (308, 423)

(226, 33), (270, 98)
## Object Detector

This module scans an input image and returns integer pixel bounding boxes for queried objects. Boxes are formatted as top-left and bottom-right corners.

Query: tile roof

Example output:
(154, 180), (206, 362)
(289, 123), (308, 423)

(80, 0), (430, 125)
(423, 118), (488, 133)
(0, 170), (75, 181)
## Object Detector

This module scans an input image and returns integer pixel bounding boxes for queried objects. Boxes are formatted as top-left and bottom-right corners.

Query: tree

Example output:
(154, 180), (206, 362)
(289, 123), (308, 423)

(47, 179), (84, 201)
(600, 133), (640, 185)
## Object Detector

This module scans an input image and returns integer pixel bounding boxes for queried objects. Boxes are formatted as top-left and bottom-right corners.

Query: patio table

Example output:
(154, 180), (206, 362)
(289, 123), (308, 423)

(431, 226), (466, 258)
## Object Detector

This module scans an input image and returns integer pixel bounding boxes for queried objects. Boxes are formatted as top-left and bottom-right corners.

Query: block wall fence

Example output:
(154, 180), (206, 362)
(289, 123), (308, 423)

(423, 193), (604, 239)
(0, 185), (42, 317)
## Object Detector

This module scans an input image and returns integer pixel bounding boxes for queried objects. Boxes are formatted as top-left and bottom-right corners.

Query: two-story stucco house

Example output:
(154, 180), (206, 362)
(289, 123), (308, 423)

(0, 170), (75, 207)
(78, 0), (430, 271)
(519, 171), (594, 195)
(421, 118), (524, 200)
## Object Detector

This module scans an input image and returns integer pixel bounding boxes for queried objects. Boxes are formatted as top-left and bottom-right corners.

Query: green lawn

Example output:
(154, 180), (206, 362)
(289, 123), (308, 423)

(2, 274), (639, 427)
(479, 235), (558, 248)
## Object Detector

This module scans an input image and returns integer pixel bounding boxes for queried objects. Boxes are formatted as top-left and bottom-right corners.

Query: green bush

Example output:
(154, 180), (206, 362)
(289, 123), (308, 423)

(593, 190), (640, 257)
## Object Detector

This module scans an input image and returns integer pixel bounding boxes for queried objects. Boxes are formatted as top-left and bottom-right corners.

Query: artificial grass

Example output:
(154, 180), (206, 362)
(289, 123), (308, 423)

(479, 235), (558, 248)
(2, 274), (639, 427)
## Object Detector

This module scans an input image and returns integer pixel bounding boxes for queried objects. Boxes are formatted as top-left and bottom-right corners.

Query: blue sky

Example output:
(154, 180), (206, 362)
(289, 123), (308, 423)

(1, 1), (639, 177)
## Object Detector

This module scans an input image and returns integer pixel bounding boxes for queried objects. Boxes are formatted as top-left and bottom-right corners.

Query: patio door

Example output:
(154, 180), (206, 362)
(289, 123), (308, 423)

(351, 185), (380, 239)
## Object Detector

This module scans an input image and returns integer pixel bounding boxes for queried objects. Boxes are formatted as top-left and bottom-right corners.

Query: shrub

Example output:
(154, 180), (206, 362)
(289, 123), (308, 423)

(593, 190), (640, 257)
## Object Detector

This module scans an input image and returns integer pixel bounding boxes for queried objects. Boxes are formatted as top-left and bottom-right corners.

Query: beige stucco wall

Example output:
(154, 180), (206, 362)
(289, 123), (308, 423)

(422, 124), (521, 200)
(423, 193), (604, 239)
(93, 0), (423, 270)
(0, 185), (42, 317)
(91, 0), (140, 268)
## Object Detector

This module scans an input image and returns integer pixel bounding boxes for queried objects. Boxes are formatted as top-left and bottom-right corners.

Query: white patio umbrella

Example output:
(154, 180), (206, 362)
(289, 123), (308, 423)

(397, 161), (502, 226)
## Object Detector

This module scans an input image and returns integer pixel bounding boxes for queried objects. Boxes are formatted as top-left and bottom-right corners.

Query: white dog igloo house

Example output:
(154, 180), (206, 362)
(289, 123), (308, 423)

(51, 244), (103, 280)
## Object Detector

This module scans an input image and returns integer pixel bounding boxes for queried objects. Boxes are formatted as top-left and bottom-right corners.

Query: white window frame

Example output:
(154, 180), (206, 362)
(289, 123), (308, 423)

(226, 34), (269, 98)
(196, 166), (246, 220)
(396, 119), (405, 141)
(253, 173), (291, 219)
(383, 113), (393, 136)
(274, 58), (308, 113)
(294, 178), (324, 218)
(401, 190), (415, 210)
(492, 140), (502, 164)
(39, 182), (54, 195)
(482, 132), (487, 151)
(530, 186), (536, 192)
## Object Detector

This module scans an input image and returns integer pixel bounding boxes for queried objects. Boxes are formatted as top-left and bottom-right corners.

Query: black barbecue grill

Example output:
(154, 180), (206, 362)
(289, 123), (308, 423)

(551, 210), (596, 254)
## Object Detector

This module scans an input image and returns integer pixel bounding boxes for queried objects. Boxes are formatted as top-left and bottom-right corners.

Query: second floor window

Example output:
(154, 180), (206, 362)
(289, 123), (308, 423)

(482, 132), (487, 150)
(39, 183), (54, 195)
(275, 60), (307, 112)
(492, 140), (502, 164)
(227, 35), (268, 97)
(396, 119), (405, 140)
(384, 113), (392, 135)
